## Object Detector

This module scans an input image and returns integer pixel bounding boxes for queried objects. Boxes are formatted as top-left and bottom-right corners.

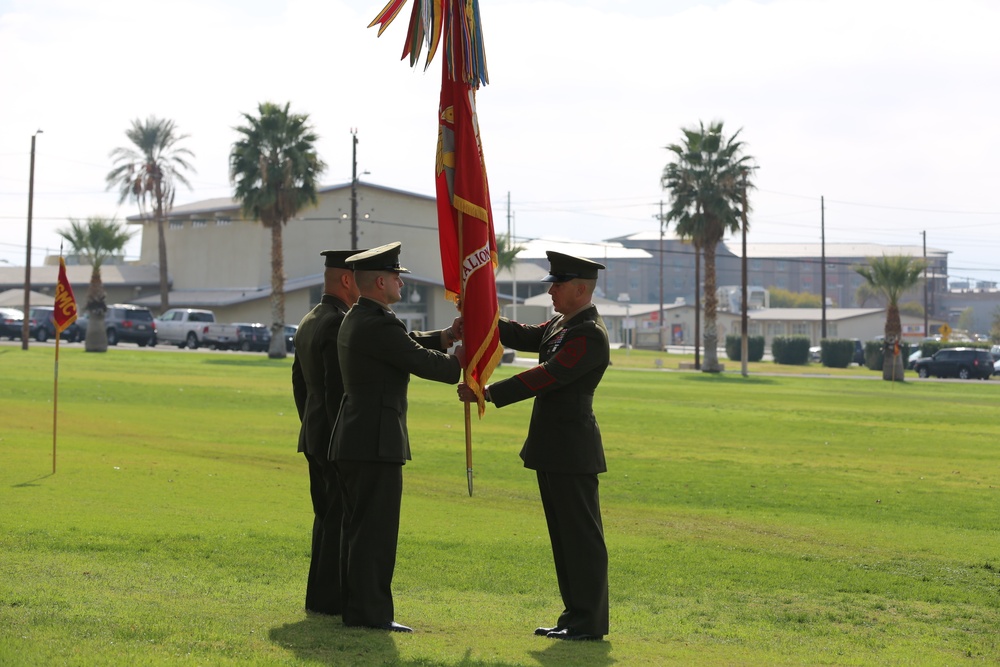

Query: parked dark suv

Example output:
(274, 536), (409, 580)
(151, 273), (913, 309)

(29, 306), (84, 343)
(105, 304), (156, 346)
(912, 348), (993, 380)
(233, 323), (271, 352)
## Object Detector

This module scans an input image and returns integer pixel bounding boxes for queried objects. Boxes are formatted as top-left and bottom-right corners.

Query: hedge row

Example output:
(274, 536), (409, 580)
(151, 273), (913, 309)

(724, 335), (765, 362)
(772, 336), (811, 365)
(818, 339), (855, 368)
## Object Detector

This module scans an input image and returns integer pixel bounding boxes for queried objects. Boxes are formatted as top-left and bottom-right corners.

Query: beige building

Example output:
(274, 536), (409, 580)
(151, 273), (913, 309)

(125, 182), (466, 330)
(511, 293), (740, 350)
(747, 308), (945, 348)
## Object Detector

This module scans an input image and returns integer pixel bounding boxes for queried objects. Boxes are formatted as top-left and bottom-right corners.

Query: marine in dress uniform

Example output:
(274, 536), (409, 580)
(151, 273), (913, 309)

(291, 249), (363, 616)
(459, 251), (610, 641)
(329, 242), (464, 633)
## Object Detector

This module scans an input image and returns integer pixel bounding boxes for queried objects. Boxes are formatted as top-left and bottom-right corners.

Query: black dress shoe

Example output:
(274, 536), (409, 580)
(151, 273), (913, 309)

(534, 626), (561, 636)
(381, 621), (413, 633)
(546, 628), (604, 641)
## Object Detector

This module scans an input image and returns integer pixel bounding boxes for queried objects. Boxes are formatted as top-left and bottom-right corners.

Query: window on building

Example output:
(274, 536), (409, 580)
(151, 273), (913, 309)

(776, 260), (787, 272)
(828, 324), (838, 337)
(749, 322), (761, 336)
(791, 322), (809, 336)
(192, 219), (207, 229)
(767, 322), (785, 336)
(216, 217), (231, 226)
(169, 220), (183, 230)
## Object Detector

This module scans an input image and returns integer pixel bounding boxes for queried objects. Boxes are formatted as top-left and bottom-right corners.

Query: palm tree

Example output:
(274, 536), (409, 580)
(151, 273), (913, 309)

(106, 117), (195, 314)
(855, 255), (926, 381)
(495, 233), (522, 275)
(230, 102), (325, 359)
(57, 218), (134, 353)
(662, 121), (754, 372)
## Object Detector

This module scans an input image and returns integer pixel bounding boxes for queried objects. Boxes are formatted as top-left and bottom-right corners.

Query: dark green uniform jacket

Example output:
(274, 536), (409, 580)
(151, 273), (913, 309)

(489, 304), (610, 474)
(292, 294), (349, 456)
(329, 296), (461, 463)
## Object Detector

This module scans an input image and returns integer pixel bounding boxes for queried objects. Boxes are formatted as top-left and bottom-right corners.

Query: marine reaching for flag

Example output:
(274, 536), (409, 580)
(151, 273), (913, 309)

(370, 0), (500, 495)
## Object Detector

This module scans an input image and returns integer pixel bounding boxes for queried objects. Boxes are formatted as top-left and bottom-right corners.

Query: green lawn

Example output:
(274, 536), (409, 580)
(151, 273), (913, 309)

(1, 345), (998, 666)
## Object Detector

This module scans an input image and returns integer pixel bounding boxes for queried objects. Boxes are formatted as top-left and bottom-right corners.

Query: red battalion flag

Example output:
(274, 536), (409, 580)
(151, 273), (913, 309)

(434, 3), (501, 416)
(369, 0), (497, 494)
(53, 256), (78, 334)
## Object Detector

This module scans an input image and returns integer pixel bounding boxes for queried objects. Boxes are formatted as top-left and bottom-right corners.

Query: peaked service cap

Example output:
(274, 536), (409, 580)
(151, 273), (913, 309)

(320, 249), (366, 269)
(346, 241), (410, 273)
(541, 251), (606, 282)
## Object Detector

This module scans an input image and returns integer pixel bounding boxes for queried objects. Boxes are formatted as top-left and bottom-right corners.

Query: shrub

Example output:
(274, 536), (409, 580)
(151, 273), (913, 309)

(820, 339), (854, 368)
(772, 336), (811, 365)
(725, 335), (765, 362)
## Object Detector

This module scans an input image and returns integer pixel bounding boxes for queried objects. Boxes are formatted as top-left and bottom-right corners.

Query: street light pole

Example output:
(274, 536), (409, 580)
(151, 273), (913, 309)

(22, 129), (42, 350)
(740, 170), (749, 377)
(350, 129), (359, 250)
(658, 200), (665, 353)
(922, 231), (928, 338)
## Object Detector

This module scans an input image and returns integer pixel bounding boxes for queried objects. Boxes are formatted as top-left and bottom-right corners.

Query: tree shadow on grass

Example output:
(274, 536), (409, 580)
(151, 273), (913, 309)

(530, 638), (614, 666)
(270, 616), (399, 665)
(677, 373), (777, 385)
(203, 357), (287, 367)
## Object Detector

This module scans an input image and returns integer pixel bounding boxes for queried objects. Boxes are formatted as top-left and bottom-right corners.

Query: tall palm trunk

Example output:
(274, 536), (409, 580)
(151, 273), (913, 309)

(155, 191), (170, 313)
(84, 267), (108, 353)
(694, 244), (701, 370)
(268, 222), (287, 359)
(883, 303), (904, 381)
(702, 240), (721, 372)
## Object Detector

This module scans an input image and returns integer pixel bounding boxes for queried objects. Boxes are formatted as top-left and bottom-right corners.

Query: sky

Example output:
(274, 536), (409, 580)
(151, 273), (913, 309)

(2, 0), (999, 285)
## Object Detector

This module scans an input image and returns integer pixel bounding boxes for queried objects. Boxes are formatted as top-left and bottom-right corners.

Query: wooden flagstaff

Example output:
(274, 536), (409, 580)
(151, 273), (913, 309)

(52, 331), (61, 474)
(459, 212), (474, 496)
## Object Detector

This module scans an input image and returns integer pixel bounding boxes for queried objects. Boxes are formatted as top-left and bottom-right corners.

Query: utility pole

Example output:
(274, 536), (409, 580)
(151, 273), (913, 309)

(820, 196), (826, 339)
(22, 129), (42, 350)
(657, 201), (665, 352)
(740, 171), (749, 377)
(922, 230), (928, 338)
(507, 192), (518, 320)
(350, 129), (359, 250)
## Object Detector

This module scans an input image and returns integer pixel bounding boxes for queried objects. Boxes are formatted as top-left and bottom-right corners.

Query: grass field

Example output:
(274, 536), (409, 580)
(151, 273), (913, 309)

(1, 344), (999, 666)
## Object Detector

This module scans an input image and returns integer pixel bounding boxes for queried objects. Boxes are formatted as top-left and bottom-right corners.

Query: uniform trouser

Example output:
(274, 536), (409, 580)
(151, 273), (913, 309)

(536, 470), (609, 636)
(304, 453), (343, 614)
(334, 460), (403, 627)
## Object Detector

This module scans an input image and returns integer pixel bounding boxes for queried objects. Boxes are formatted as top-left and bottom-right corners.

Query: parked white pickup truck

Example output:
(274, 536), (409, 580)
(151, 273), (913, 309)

(154, 308), (239, 350)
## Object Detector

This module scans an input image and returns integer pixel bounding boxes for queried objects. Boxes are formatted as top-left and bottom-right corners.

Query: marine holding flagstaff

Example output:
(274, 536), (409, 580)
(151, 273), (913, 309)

(458, 251), (611, 641)
(291, 249), (362, 616)
(329, 241), (465, 633)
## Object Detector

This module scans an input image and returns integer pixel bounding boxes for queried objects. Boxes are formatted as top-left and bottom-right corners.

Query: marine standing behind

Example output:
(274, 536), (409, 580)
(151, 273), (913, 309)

(330, 241), (465, 633)
(291, 249), (363, 616)
(458, 251), (610, 641)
